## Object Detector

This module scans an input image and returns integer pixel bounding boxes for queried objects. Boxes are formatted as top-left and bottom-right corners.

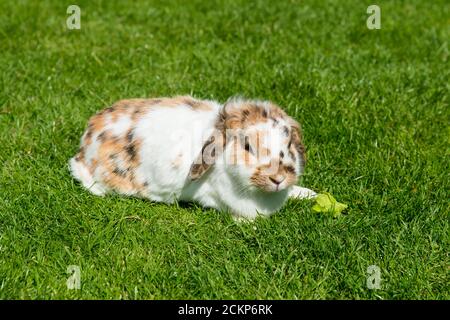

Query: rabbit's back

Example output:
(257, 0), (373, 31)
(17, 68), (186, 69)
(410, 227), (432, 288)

(69, 96), (221, 200)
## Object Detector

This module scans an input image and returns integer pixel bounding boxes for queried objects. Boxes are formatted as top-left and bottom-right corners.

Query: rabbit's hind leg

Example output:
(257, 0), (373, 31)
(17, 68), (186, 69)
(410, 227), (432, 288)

(69, 157), (107, 196)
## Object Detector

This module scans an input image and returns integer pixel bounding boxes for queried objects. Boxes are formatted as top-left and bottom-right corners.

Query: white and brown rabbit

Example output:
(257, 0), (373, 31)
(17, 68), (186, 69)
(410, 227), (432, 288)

(69, 96), (316, 220)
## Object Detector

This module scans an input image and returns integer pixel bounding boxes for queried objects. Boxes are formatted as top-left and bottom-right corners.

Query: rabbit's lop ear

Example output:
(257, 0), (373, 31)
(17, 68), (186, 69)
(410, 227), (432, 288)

(288, 117), (306, 167)
(188, 112), (226, 180)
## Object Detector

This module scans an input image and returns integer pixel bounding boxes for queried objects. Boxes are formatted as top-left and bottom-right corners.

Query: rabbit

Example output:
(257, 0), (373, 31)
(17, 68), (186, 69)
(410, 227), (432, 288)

(69, 96), (316, 220)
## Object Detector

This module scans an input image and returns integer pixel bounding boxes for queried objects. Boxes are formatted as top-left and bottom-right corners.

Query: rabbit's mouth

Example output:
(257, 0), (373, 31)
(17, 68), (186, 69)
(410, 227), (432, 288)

(249, 167), (297, 193)
(250, 178), (292, 194)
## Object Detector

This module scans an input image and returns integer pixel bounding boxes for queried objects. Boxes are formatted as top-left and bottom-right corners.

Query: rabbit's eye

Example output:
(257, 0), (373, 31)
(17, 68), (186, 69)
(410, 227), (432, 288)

(244, 142), (252, 153)
(244, 139), (254, 154)
(285, 166), (296, 174)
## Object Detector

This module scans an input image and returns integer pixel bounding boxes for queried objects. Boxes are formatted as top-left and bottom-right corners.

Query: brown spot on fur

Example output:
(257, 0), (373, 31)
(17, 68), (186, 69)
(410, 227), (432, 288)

(113, 99), (151, 109)
(169, 96), (213, 111)
(97, 131), (108, 142)
(131, 108), (145, 121)
(225, 103), (267, 129)
(103, 170), (135, 193)
(285, 165), (296, 174)
(113, 167), (128, 177)
(89, 158), (99, 174)
(125, 143), (137, 161)
(149, 99), (162, 105)
(106, 96), (211, 122)
(83, 126), (94, 145)
(126, 129), (134, 143)
(250, 167), (268, 189)
(88, 113), (105, 133)
(85, 128), (93, 139)
(224, 100), (287, 130)
(101, 98), (159, 123)
(75, 146), (85, 161)
(90, 128), (144, 194)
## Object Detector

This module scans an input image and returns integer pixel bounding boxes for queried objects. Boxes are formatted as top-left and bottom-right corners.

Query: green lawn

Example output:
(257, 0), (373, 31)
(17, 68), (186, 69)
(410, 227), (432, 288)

(0, 0), (448, 299)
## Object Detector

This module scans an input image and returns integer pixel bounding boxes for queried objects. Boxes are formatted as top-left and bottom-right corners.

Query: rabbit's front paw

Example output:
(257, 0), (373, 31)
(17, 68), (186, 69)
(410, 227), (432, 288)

(289, 186), (317, 199)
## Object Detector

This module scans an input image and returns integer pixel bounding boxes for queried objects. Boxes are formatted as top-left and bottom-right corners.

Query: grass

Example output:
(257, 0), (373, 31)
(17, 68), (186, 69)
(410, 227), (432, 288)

(0, 0), (448, 299)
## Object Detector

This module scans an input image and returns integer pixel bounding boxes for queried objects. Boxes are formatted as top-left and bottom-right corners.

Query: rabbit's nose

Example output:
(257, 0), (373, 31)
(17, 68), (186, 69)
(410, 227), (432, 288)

(269, 175), (286, 185)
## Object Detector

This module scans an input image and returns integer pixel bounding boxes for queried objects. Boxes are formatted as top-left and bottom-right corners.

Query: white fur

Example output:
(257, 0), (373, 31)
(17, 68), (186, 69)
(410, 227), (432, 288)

(68, 157), (106, 196)
(289, 186), (317, 199)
